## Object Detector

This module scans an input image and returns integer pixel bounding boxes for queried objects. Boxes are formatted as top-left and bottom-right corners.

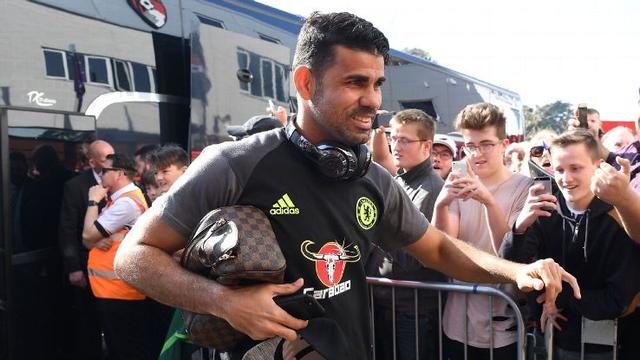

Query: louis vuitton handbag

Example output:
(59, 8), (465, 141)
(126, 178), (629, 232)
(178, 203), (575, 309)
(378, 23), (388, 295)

(180, 205), (286, 351)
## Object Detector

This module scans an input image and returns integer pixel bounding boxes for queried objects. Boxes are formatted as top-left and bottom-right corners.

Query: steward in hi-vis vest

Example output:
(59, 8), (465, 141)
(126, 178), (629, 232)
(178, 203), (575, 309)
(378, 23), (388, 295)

(86, 186), (147, 299)
(81, 153), (152, 360)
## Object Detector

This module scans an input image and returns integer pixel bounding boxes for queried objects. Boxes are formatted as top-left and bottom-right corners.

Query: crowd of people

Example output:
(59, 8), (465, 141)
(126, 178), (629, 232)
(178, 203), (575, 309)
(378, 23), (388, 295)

(368, 103), (640, 360)
(9, 10), (640, 360)
(112, 10), (584, 360)
(9, 140), (196, 359)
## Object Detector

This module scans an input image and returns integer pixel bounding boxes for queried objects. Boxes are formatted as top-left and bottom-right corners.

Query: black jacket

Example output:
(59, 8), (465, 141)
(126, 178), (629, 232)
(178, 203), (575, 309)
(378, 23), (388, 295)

(502, 192), (640, 352)
(58, 170), (103, 274)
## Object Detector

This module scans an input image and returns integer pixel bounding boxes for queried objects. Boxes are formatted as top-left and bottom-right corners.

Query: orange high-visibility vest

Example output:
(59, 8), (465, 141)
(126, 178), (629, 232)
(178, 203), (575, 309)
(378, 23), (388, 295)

(87, 188), (147, 300)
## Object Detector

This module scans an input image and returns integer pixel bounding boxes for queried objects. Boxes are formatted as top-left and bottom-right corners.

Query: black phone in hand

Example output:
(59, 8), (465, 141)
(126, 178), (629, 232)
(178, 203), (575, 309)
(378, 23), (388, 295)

(274, 293), (325, 320)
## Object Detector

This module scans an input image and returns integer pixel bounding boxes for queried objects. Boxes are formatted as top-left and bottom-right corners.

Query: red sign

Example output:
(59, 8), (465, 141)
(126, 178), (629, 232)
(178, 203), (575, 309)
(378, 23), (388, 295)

(601, 120), (636, 134)
(128, 0), (167, 29)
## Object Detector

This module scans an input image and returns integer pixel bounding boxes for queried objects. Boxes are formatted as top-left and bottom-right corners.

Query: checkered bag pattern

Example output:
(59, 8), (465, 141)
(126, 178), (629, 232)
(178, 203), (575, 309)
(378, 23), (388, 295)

(180, 205), (286, 350)
(215, 206), (285, 285)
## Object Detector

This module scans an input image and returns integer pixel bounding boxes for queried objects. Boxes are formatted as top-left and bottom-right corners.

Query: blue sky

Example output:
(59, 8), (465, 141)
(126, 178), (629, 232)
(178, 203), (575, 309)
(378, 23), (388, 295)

(258, 0), (640, 121)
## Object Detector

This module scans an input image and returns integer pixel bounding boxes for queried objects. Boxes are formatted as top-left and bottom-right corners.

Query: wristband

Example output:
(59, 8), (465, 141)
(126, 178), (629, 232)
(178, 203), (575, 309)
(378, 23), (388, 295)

(87, 200), (99, 207)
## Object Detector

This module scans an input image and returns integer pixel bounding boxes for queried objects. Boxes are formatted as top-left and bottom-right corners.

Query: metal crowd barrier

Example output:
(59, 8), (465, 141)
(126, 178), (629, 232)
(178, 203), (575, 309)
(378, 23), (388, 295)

(366, 277), (527, 360)
(540, 318), (618, 360)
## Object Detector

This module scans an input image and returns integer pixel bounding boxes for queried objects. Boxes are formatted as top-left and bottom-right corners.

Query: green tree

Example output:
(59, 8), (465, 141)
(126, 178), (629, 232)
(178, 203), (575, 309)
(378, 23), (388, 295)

(525, 101), (573, 139)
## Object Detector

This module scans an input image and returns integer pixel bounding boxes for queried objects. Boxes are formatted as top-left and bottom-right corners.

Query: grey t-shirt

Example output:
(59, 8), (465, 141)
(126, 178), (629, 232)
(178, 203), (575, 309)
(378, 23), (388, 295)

(154, 128), (428, 359)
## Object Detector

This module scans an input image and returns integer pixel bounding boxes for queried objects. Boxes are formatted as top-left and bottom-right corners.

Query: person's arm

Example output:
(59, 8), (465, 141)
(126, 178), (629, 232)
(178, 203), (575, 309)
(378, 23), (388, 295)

(456, 165), (513, 254)
(114, 210), (307, 341)
(591, 157), (640, 243)
(432, 173), (462, 238)
(59, 180), (88, 287)
(501, 222), (544, 264)
(612, 193), (640, 243)
(82, 185), (108, 247)
(404, 225), (581, 305)
(480, 191), (509, 255)
(370, 127), (397, 176)
(117, 141), (309, 342)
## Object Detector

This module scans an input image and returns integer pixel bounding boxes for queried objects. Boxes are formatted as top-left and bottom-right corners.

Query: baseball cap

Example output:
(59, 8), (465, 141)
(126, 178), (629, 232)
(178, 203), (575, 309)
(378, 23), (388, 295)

(433, 134), (457, 160)
(227, 115), (283, 139)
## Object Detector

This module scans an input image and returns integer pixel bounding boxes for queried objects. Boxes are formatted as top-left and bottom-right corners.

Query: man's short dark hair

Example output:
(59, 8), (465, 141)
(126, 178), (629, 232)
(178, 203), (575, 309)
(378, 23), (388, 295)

(587, 108), (600, 117)
(106, 154), (137, 180)
(149, 144), (189, 171)
(134, 144), (160, 158)
(293, 12), (390, 79)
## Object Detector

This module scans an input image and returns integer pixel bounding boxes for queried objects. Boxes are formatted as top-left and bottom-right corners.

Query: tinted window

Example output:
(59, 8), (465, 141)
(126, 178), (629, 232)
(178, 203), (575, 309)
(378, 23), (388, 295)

(259, 34), (280, 44)
(237, 51), (249, 91)
(43, 50), (65, 78)
(197, 15), (224, 29)
(275, 64), (285, 102)
(151, 68), (157, 92)
(249, 53), (261, 97)
(114, 60), (131, 91)
(262, 60), (274, 98)
(87, 57), (109, 84)
(132, 62), (151, 92)
(66, 52), (84, 81)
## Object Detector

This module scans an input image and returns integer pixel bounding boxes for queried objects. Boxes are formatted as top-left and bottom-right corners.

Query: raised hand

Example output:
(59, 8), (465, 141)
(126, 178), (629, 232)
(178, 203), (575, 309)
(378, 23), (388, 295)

(591, 156), (631, 206)
(514, 183), (557, 233)
(540, 301), (567, 332)
(88, 184), (108, 202)
(515, 258), (581, 308)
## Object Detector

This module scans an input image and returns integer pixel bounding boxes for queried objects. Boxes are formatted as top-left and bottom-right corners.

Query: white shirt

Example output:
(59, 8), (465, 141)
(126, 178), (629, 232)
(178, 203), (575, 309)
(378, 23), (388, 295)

(93, 169), (102, 185)
(96, 183), (143, 235)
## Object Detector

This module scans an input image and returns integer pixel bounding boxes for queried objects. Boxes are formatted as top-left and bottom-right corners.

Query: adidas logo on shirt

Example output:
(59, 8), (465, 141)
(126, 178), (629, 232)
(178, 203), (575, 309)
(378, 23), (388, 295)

(270, 193), (300, 215)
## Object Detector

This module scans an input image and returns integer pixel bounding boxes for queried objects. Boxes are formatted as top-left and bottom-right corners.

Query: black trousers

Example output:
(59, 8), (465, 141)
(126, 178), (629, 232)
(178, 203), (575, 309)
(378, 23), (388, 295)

(145, 298), (174, 360)
(96, 298), (151, 360)
(67, 285), (104, 360)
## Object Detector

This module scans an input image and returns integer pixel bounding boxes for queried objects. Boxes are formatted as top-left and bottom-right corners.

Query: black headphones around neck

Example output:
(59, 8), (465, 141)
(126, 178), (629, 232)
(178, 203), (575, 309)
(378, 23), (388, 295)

(285, 119), (371, 181)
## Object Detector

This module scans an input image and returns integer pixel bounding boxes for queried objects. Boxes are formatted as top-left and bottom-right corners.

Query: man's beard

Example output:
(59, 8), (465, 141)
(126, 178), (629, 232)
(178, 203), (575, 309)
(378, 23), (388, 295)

(311, 91), (375, 145)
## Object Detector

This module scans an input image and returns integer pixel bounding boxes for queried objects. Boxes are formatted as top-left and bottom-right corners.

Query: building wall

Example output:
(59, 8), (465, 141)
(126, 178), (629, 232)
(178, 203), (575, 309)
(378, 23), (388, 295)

(382, 63), (523, 136)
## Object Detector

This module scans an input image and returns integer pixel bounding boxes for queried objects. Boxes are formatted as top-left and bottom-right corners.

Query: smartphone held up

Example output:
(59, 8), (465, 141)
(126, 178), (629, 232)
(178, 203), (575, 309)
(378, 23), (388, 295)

(452, 161), (468, 177)
(533, 176), (552, 196)
(577, 103), (589, 129)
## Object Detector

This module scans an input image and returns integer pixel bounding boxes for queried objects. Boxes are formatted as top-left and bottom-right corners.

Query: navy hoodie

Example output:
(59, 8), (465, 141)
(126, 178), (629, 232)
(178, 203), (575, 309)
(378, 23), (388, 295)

(501, 191), (640, 352)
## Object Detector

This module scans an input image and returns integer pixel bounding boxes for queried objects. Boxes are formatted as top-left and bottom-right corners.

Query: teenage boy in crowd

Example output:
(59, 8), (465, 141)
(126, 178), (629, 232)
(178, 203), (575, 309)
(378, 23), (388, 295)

(368, 109), (445, 359)
(150, 144), (190, 194)
(115, 12), (579, 359)
(433, 102), (532, 359)
(502, 130), (640, 359)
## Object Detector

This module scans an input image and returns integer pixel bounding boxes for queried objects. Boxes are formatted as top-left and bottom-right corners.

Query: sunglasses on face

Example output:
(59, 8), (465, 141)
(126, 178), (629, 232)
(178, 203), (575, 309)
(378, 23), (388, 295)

(530, 142), (550, 158)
